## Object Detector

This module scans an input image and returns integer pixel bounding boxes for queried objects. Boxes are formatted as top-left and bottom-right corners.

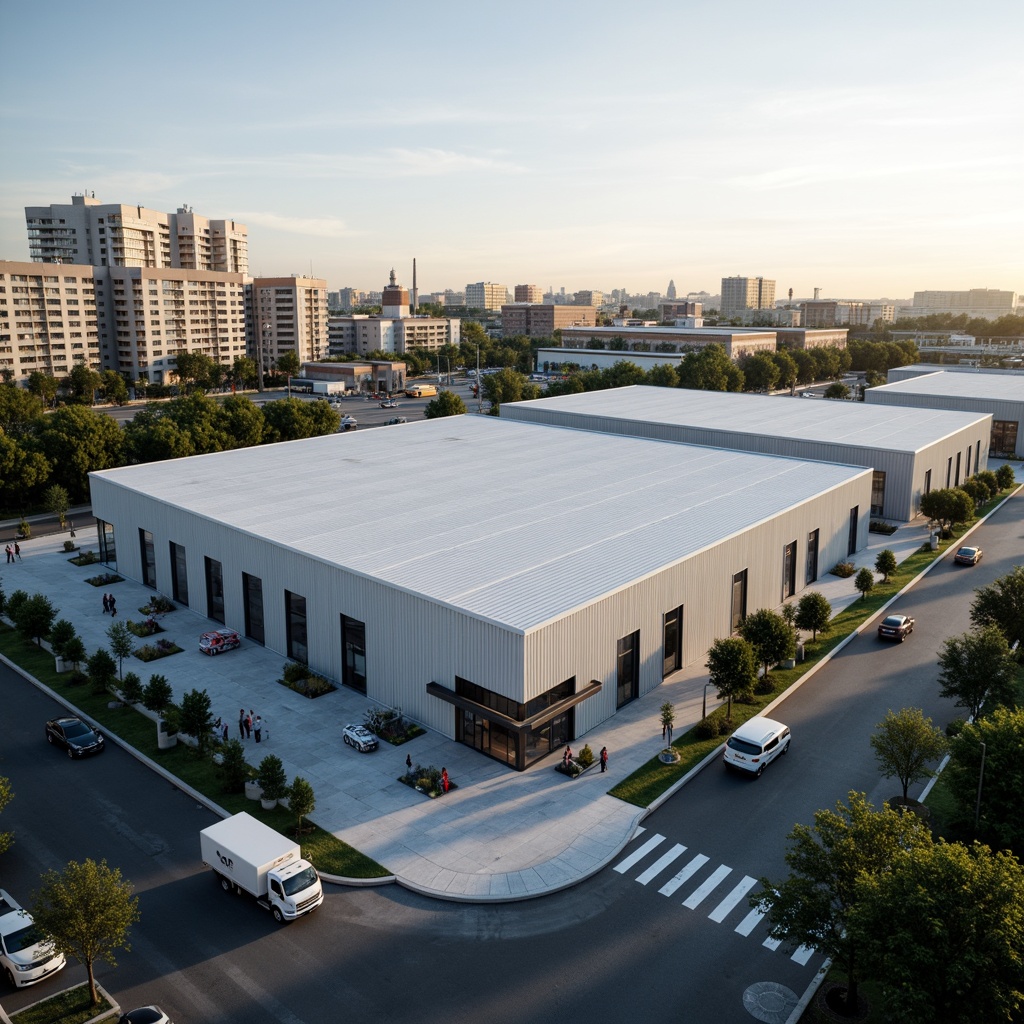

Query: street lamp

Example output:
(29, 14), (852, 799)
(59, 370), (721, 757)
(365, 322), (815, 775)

(974, 740), (987, 830)
(258, 322), (270, 394)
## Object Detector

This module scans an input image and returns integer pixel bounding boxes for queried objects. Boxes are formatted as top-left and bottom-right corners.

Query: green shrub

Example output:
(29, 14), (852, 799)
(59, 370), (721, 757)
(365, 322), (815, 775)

(143, 673), (173, 711)
(219, 739), (251, 794)
(63, 539), (76, 552)
(830, 562), (856, 578)
(282, 661), (308, 684)
(68, 669), (89, 687)
(256, 754), (288, 801)
(86, 648), (117, 695)
(120, 671), (143, 705)
(945, 717), (967, 739)
(694, 717), (718, 740)
(577, 744), (594, 769)
(49, 619), (78, 659)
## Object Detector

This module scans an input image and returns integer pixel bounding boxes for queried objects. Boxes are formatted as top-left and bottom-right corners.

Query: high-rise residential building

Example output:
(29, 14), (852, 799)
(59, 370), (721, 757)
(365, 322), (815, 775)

(574, 290), (604, 307)
(0, 261), (102, 381)
(515, 284), (543, 303)
(501, 304), (597, 338)
(250, 276), (329, 371)
(720, 276), (776, 317)
(666, 280), (677, 299)
(25, 194), (248, 273)
(465, 282), (509, 311)
(906, 288), (1017, 321)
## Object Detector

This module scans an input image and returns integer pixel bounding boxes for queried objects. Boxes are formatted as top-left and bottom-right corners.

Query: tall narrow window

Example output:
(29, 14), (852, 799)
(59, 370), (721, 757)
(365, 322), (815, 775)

(924, 469), (932, 496)
(870, 471), (886, 516)
(243, 573), (264, 644)
(205, 556), (224, 623)
(341, 615), (366, 693)
(954, 451), (962, 487)
(782, 541), (797, 600)
(285, 590), (307, 664)
(847, 506), (859, 557)
(616, 630), (640, 709)
(965, 444), (972, 478)
(975, 440), (981, 473)
(806, 530), (819, 585)
(946, 457), (953, 488)
(139, 529), (156, 588)
(663, 606), (683, 678)
(98, 520), (116, 566)
(731, 570), (747, 632)
(169, 542), (188, 605)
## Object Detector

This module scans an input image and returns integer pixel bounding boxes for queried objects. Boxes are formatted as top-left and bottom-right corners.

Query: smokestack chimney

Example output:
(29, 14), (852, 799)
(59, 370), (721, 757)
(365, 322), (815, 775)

(813, 287), (821, 300)
(412, 258), (418, 313)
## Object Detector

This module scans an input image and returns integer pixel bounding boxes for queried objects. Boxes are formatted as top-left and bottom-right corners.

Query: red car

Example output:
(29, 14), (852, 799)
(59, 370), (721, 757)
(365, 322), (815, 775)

(199, 629), (241, 655)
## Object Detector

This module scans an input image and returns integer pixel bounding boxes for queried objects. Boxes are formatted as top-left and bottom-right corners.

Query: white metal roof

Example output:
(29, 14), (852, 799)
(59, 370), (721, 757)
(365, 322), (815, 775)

(508, 386), (989, 454)
(872, 370), (1024, 401)
(93, 415), (868, 631)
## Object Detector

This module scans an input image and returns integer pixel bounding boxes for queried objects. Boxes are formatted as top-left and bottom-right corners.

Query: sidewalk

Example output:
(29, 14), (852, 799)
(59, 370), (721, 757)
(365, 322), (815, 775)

(0, 512), (937, 901)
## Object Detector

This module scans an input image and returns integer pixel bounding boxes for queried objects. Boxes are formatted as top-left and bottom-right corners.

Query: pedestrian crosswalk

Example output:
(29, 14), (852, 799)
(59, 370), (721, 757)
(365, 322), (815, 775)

(612, 827), (818, 967)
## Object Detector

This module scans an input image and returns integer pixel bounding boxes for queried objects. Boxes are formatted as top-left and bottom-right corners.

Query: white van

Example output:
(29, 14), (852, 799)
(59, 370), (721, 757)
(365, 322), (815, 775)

(723, 717), (790, 777)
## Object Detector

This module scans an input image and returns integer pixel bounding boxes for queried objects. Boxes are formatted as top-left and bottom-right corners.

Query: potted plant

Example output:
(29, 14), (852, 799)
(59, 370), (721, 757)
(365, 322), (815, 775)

(256, 754), (287, 809)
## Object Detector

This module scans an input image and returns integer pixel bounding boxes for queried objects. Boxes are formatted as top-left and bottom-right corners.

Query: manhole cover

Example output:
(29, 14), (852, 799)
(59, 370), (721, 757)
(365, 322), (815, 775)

(742, 981), (798, 1023)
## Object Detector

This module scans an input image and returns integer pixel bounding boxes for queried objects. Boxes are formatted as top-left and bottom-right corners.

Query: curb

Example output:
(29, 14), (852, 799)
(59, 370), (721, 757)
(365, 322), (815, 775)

(0, 980), (120, 1024)
(0, 652), (395, 892)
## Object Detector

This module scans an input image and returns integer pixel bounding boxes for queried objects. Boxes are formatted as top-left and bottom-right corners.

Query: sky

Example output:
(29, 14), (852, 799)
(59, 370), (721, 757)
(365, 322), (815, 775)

(1, 0), (1022, 301)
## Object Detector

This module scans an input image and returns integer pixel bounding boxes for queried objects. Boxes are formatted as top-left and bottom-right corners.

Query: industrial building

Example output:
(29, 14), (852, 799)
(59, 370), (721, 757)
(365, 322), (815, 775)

(90, 416), (871, 771)
(866, 370), (1024, 458)
(501, 386), (991, 521)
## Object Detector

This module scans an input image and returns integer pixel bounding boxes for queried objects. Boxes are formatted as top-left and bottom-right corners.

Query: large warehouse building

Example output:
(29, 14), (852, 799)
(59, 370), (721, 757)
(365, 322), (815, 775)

(501, 387), (992, 521)
(866, 370), (1024, 458)
(90, 416), (871, 771)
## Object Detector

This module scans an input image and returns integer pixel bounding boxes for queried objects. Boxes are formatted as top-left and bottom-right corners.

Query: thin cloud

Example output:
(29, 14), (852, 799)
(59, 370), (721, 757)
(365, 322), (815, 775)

(235, 212), (355, 238)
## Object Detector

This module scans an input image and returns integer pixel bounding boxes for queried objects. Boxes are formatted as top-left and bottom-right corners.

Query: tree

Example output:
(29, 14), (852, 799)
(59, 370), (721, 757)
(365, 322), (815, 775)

(231, 355), (259, 390)
(937, 624), (1018, 721)
(62, 363), (101, 405)
(678, 344), (744, 392)
(851, 840), (1024, 1024)
(99, 370), (129, 406)
(172, 351), (218, 394)
(219, 739), (250, 793)
(32, 858), (141, 1006)
(944, 707), (1024, 854)
(970, 564), (1024, 652)
(119, 671), (143, 706)
(660, 702), (675, 744)
(106, 620), (134, 680)
(63, 635), (87, 670)
(874, 548), (897, 583)
(824, 382), (850, 400)
(276, 350), (301, 377)
(86, 648), (117, 694)
(26, 371), (59, 408)
(261, 397), (329, 443)
(870, 708), (949, 801)
(256, 754), (288, 802)
(995, 464), (1015, 490)
(741, 352), (780, 393)
(770, 349), (798, 391)
(124, 409), (197, 463)
(706, 636), (758, 719)
(794, 591), (832, 641)
(142, 673), (173, 712)
(49, 618), (77, 660)
(646, 363), (678, 388)
(12, 592), (58, 647)
(481, 367), (539, 413)
(738, 608), (795, 680)
(218, 395), (265, 449)
(854, 567), (875, 600)
(424, 390), (467, 418)
(179, 688), (214, 755)
(289, 776), (316, 834)
(0, 433), (50, 509)
(0, 775), (13, 854)
(0, 381), (44, 436)
(751, 792), (932, 1015)
(43, 483), (71, 528)
(33, 405), (126, 502)
(920, 487), (974, 537)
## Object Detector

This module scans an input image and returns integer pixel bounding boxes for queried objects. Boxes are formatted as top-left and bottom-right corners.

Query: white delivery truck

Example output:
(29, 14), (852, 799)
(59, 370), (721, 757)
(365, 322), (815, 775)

(0, 889), (66, 989)
(200, 812), (323, 923)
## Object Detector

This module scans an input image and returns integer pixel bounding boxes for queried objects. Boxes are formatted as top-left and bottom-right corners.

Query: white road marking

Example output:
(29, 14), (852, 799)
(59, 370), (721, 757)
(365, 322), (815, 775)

(734, 906), (767, 937)
(791, 945), (816, 965)
(708, 875), (757, 923)
(658, 854), (709, 896)
(682, 864), (732, 909)
(613, 833), (665, 874)
(636, 843), (687, 885)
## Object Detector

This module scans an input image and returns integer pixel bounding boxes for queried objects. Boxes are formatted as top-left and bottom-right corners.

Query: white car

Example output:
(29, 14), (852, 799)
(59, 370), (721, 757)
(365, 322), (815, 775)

(342, 724), (379, 752)
(723, 717), (791, 777)
(0, 891), (66, 989)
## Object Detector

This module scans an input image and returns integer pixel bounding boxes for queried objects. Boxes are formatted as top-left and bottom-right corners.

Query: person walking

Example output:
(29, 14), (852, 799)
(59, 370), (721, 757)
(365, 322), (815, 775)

(13, 541), (21, 561)
(254, 715), (262, 743)
(221, 720), (229, 743)
(600, 746), (609, 773)
(441, 767), (449, 795)
(5, 545), (12, 563)
(238, 708), (246, 740)
(109, 594), (116, 616)
(405, 753), (413, 776)
(102, 593), (110, 614)
(244, 710), (253, 739)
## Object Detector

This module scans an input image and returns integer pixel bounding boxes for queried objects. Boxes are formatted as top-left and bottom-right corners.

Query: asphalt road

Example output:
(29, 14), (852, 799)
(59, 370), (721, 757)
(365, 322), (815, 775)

(1, 492), (1019, 1024)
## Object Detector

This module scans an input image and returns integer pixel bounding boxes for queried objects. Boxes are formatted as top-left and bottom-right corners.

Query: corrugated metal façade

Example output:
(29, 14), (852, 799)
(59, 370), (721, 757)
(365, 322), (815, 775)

(502, 386), (991, 520)
(89, 416), (871, 766)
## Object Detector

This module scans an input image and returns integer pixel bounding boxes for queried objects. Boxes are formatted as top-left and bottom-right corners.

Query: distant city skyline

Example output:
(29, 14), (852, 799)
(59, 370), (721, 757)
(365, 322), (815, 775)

(2, 1), (1021, 298)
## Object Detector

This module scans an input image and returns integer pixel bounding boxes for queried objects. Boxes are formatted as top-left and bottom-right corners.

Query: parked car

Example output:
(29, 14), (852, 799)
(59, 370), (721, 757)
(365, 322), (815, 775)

(199, 629), (241, 656)
(342, 724), (379, 752)
(386, 417), (408, 425)
(723, 717), (790, 777)
(877, 613), (915, 642)
(45, 717), (105, 759)
(379, 398), (398, 408)
(0, 890), (66, 988)
(119, 1009), (173, 1024)
(340, 415), (358, 431)
(954, 545), (983, 566)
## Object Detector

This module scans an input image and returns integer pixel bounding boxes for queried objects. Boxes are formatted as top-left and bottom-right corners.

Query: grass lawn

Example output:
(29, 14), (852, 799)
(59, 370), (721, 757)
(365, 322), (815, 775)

(9, 983), (113, 1024)
(0, 625), (389, 879)
(611, 491), (1014, 809)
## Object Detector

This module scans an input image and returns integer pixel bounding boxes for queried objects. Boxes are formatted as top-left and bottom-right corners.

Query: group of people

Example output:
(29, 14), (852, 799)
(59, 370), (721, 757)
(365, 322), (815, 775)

(237, 708), (265, 743)
(101, 592), (117, 615)
(4, 542), (21, 563)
